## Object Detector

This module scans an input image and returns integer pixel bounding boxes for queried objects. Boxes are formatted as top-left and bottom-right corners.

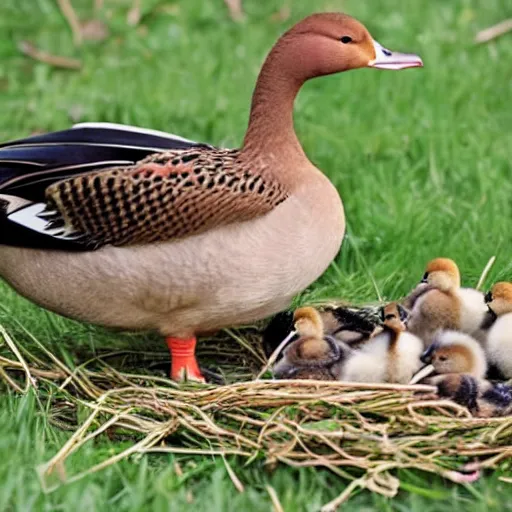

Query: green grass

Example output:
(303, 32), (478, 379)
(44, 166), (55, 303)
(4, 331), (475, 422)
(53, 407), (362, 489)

(1, 0), (512, 509)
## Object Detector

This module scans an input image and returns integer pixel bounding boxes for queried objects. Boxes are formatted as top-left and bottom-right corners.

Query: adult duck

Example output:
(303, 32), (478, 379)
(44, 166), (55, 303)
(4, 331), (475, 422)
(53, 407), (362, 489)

(0, 13), (422, 381)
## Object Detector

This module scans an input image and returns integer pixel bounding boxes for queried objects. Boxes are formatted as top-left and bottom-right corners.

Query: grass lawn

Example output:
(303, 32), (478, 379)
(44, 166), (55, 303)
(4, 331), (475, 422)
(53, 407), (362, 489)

(1, 0), (512, 509)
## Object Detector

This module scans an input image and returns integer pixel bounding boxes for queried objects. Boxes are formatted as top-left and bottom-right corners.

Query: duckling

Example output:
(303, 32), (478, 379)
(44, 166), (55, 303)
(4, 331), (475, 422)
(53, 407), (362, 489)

(412, 331), (511, 417)
(425, 373), (512, 417)
(417, 330), (487, 379)
(272, 307), (349, 380)
(340, 302), (423, 384)
(483, 282), (512, 379)
(262, 303), (380, 358)
(405, 258), (487, 346)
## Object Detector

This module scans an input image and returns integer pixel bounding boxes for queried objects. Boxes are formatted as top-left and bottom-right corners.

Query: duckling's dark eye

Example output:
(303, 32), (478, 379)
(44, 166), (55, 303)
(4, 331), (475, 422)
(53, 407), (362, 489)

(340, 36), (353, 44)
(385, 314), (395, 321)
(439, 356), (448, 362)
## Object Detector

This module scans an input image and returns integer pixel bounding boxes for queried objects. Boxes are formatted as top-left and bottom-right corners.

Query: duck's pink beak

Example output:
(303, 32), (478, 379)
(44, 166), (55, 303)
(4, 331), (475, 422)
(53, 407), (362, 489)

(368, 39), (423, 70)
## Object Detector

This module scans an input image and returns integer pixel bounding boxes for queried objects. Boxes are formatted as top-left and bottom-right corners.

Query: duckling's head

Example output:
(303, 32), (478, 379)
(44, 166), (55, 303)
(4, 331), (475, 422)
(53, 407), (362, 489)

(380, 302), (407, 332)
(272, 336), (346, 380)
(421, 258), (461, 292)
(279, 13), (422, 79)
(485, 282), (512, 317)
(420, 330), (487, 379)
(293, 307), (324, 339)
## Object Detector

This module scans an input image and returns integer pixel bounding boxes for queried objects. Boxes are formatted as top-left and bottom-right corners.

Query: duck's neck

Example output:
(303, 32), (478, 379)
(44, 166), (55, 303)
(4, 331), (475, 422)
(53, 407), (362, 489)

(384, 325), (401, 347)
(242, 39), (309, 164)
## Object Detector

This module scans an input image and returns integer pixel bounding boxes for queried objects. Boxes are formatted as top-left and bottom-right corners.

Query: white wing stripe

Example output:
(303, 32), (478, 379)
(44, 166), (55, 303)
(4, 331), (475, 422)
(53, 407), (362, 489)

(7, 203), (77, 240)
(72, 122), (198, 144)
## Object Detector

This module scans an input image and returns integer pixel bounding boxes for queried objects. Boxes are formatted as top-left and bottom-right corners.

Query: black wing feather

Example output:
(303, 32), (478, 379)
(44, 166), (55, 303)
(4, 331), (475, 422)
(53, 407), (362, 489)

(0, 123), (206, 250)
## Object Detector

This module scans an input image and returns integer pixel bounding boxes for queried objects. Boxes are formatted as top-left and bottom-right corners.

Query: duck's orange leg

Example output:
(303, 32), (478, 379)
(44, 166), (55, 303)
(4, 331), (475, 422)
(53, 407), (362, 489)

(166, 337), (205, 382)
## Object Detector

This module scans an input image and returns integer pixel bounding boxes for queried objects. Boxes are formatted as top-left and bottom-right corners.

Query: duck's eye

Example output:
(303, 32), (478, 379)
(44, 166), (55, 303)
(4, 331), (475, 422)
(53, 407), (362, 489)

(340, 36), (353, 44)
(385, 314), (395, 321)
(439, 356), (448, 362)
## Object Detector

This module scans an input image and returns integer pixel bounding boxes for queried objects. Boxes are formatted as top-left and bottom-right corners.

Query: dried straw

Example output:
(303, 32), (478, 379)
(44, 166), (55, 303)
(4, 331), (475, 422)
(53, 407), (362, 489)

(0, 322), (511, 506)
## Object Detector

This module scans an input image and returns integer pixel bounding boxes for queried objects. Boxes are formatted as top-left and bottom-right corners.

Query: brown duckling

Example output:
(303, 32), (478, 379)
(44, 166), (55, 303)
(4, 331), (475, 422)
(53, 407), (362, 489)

(416, 330), (487, 379)
(412, 330), (511, 417)
(340, 302), (423, 384)
(483, 282), (512, 379)
(405, 258), (487, 346)
(272, 307), (349, 380)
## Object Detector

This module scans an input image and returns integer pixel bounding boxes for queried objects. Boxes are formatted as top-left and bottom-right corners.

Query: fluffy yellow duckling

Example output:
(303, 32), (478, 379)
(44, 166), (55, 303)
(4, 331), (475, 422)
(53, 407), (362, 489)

(483, 282), (512, 379)
(340, 302), (423, 384)
(405, 258), (486, 346)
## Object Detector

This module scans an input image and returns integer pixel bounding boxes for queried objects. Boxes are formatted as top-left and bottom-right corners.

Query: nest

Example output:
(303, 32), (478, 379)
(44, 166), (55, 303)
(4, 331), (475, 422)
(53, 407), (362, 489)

(1, 321), (512, 508)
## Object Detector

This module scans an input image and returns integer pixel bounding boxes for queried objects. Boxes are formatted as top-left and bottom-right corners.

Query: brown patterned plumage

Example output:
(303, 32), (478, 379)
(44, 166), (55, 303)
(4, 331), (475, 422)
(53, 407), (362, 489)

(46, 148), (288, 247)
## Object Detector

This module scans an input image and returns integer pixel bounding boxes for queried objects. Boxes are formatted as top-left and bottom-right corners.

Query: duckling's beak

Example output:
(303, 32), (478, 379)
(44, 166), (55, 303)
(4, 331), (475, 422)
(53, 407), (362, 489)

(420, 344), (436, 364)
(368, 40), (423, 70)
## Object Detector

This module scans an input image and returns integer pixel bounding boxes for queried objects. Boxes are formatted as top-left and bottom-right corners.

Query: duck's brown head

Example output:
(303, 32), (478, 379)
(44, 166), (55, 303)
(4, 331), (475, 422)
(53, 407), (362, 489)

(421, 258), (461, 292)
(380, 302), (407, 333)
(420, 330), (487, 379)
(282, 13), (423, 78)
(485, 282), (512, 317)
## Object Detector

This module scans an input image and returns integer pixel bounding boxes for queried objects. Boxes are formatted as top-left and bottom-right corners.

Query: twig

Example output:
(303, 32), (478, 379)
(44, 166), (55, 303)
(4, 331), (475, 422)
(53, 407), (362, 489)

(475, 19), (512, 43)
(266, 485), (284, 512)
(0, 324), (36, 391)
(224, 0), (244, 22)
(256, 330), (296, 379)
(222, 455), (245, 493)
(476, 255), (496, 290)
(127, 0), (141, 26)
(18, 41), (81, 70)
(56, 0), (83, 46)
(321, 476), (367, 511)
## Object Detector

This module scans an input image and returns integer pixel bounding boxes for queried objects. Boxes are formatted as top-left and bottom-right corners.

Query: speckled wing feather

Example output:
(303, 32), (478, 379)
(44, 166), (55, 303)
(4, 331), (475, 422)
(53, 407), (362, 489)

(44, 148), (288, 247)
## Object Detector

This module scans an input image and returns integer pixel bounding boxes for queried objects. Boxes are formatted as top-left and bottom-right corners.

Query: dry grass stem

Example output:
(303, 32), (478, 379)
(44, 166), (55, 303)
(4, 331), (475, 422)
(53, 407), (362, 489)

(56, 0), (83, 45)
(476, 255), (496, 290)
(18, 41), (82, 70)
(475, 19), (512, 43)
